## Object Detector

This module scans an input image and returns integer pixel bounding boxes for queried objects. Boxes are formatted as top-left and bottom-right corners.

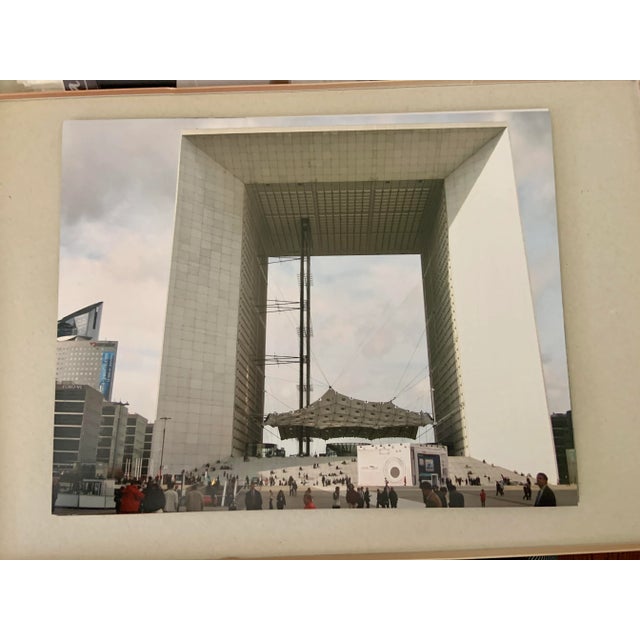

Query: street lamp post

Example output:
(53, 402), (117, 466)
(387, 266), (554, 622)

(158, 416), (172, 480)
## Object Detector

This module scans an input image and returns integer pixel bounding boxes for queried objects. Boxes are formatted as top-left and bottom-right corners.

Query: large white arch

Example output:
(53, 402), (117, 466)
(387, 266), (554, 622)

(152, 120), (557, 479)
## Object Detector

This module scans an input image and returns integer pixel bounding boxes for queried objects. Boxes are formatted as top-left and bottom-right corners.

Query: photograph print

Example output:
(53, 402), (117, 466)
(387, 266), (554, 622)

(52, 108), (577, 516)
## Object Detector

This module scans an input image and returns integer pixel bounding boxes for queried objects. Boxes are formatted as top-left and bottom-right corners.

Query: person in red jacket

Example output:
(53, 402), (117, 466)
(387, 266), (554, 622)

(119, 481), (144, 514)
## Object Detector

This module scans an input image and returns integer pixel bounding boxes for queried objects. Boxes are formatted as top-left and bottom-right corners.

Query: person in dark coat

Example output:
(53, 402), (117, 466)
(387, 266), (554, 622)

(437, 486), (448, 508)
(388, 487), (398, 508)
(421, 481), (443, 508)
(245, 482), (263, 510)
(534, 472), (556, 507)
(114, 485), (124, 513)
(448, 485), (465, 507)
(346, 484), (359, 508)
(276, 489), (286, 510)
(142, 481), (166, 513)
(379, 486), (390, 508)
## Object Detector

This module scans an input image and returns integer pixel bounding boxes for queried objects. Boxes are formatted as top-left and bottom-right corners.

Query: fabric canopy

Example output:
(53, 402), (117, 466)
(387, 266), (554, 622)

(264, 387), (432, 440)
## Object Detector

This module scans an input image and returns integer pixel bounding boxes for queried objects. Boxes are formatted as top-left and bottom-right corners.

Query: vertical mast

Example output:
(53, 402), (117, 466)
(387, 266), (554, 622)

(298, 218), (312, 456)
(298, 219), (305, 455)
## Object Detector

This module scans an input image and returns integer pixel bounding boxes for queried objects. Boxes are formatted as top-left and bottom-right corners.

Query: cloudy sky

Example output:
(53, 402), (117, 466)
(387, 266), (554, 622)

(58, 109), (571, 454)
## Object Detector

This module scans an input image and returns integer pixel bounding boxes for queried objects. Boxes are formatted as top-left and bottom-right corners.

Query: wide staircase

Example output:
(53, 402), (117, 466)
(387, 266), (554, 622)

(207, 453), (530, 490)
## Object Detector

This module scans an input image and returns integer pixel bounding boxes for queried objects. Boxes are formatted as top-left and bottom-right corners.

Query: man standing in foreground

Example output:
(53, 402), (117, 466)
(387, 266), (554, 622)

(534, 472), (557, 507)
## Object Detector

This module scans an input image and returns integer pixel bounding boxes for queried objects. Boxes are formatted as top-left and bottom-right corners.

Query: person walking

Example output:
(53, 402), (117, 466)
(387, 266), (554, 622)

(245, 482), (263, 510)
(534, 472), (556, 507)
(346, 483), (358, 508)
(185, 484), (204, 512)
(421, 482), (443, 508)
(332, 486), (341, 509)
(163, 482), (179, 512)
(364, 487), (371, 508)
(479, 488), (486, 507)
(389, 486), (398, 508)
(276, 489), (286, 510)
(303, 493), (316, 509)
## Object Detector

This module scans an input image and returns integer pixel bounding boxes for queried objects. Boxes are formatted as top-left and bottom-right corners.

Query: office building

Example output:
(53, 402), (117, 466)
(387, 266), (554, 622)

(96, 401), (129, 476)
(56, 337), (118, 400)
(124, 413), (147, 477)
(57, 301), (103, 340)
(141, 422), (154, 478)
(53, 383), (104, 474)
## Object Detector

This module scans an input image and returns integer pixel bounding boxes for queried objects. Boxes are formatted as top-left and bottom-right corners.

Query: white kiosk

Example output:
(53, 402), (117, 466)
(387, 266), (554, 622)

(356, 443), (449, 487)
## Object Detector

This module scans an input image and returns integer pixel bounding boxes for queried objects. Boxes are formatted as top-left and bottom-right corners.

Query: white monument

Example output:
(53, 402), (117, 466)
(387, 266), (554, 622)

(152, 119), (557, 480)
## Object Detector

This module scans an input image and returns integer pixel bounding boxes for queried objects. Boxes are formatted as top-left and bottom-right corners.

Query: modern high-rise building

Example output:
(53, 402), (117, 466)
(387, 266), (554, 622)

(54, 302), (148, 478)
(141, 422), (154, 478)
(153, 117), (558, 479)
(96, 401), (129, 475)
(57, 393), (149, 479)
(57, 301), (103, 340)
(124, 413), (147, 477)
(56, 338), (118, 400)
(53, 383), (104, 474)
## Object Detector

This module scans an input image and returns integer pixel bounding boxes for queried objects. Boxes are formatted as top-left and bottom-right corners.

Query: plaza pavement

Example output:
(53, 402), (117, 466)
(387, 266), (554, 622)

(53, 453), (577, 515)
(208, 483), (578, 511)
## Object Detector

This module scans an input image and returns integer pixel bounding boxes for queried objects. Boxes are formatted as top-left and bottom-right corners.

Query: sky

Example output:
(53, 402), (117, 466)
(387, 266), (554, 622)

(57, 108), (571, 455)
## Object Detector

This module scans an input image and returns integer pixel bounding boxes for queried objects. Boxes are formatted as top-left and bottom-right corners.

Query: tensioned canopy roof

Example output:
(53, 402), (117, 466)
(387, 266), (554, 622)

(264, 388), (433, 440)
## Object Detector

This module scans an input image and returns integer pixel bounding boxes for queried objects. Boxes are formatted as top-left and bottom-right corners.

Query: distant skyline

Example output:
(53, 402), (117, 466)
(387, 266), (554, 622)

(58, 109), (571, 460)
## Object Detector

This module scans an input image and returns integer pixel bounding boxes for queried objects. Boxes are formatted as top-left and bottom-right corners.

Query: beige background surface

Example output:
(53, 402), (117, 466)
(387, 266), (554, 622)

(1, 80), (639, 559)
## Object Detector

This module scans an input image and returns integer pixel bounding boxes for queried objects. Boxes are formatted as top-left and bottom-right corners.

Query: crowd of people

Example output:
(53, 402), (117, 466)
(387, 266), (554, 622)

(113, 477), (224, 514)
(105, 468), (556, 514)
(419, 472), (556, 508)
